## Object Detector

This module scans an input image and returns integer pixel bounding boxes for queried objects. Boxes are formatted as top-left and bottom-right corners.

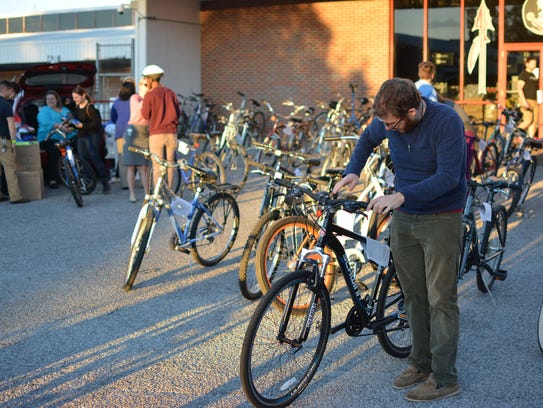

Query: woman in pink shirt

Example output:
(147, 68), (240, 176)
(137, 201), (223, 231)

(123, 78), (150, 202)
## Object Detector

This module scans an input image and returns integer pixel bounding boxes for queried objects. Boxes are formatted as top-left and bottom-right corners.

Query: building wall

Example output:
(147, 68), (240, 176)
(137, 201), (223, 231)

(201, 0), (390, 116)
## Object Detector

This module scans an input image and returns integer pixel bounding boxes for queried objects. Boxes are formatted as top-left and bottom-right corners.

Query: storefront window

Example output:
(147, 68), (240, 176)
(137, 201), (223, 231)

(464, 0), (498, 102)
(505, 0), (543, 42)
(394, 0), (423, 81)
(429, 2), (460, 98)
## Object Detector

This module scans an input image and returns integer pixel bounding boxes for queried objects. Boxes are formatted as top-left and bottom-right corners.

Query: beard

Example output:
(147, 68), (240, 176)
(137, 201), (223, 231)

(401, 115), (421, 133)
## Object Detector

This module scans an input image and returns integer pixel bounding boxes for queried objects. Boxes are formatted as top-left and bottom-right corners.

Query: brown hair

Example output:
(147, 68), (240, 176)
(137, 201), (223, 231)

(373, 78), (421, 119)
(418, 61), (436, 80)
(72, 85), (92, 103)
(44, 90), (63, 108)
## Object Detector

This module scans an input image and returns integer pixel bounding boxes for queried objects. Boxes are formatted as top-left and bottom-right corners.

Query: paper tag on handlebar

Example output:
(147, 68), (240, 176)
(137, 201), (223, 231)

(274, 171), (283, 179)
(478, 139), (487, 151)
(67, 149), (74, 161)
(524, 149), (532, 161)
(384, 167), (395, 188)
(177, 140), (190, 155)
(478, 202), (492, 222)
(366, 237), (390, 267)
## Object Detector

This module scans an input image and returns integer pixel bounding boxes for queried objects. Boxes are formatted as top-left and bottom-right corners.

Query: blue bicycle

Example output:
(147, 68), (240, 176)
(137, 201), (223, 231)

(124, 146), (240, 291)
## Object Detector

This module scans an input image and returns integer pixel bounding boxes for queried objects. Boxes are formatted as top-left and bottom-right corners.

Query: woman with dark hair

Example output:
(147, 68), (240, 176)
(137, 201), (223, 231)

(110, 79), (136, 184)
(37, 90), (77, 188)
(71, 85), (110, 194)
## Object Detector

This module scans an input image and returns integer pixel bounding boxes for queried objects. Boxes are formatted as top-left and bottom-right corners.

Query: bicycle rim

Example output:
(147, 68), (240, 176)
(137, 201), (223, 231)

(240, 270), (331, 408)
(239, 210), (280, 300)
(375, 264), (411, 358)
(221, 144), (249, 190)
(255, 216), (336, 299)
(477, 206), (506, 293)
(124, 205), (155, 291)
(66, 164), (83, 207)
(519, 157), (537, 207)
(190, 193), (239, 266)
(494, 167), (522, 217)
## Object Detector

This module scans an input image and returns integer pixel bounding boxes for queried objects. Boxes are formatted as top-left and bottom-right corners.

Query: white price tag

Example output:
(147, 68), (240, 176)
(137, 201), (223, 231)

(524, 149), (532, 161)
(478, 202), (492, 222)
(177, 140), (190, 155)
(366, 237), (390, 267)
(274, 171), (283, 179)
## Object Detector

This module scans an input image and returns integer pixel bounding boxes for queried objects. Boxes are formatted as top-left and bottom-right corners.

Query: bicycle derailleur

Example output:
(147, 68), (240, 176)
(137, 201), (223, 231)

(169, 233), (190, 254)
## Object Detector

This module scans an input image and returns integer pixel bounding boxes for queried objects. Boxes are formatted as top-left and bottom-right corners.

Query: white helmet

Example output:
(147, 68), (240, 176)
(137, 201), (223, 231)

(142, 64), (164, 78)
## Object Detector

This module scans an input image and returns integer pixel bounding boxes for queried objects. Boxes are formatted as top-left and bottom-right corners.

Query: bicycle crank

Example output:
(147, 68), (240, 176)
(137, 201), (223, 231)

(345, 307), (366, 336)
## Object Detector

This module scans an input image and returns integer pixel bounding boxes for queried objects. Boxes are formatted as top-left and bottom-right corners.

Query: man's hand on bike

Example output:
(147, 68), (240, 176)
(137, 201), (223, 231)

(367, 192), (404, 214)
(332, 173), (359, 195)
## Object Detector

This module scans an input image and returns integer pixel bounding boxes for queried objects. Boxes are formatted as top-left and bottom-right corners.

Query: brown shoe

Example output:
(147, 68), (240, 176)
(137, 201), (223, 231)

(392, 366), (429, 390)
(11, 198), (30, 204)
(405, 377), (460, 402)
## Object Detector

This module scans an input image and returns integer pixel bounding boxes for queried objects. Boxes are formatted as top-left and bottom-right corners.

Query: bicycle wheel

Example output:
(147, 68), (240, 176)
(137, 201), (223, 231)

(375, 263), (411, 358)
(57, 156), (96, 195)
(494, 166), (522, 218)
(477, 205), (507, 293)
(480, 142), (500, 177)
(457, 221), (475, 280)
(220, 144), (249, 190)
(538, 301), (543, 353)
(239, 209), (281, 300)
(252, 110), (266, 133)
(255, 216), (336, 297)
(518, 156), (537, 208)
(240, 270), (331, 408)
(190, 192), (240, 266)
(124, 204), (156, 291)
(192, 151), (227, 187)
(65, 161), (83, 207)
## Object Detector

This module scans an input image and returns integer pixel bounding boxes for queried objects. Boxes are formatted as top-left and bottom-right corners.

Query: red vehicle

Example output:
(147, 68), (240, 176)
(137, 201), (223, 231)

(15, 61), (97, 137)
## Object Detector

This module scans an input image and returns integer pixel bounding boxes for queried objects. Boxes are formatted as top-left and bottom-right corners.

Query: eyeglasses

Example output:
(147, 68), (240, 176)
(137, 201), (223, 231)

(377, 116), (403, 131)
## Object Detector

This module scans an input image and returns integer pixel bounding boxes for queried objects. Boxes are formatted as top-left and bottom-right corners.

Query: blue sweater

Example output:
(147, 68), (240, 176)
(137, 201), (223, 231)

(345, 98), (467, 214)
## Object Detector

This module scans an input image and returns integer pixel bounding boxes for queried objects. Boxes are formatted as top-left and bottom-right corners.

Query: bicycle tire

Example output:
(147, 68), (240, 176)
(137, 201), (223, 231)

(477, 205), (507, 293)
(255, 216), (336, 297)
(480, 142), (500, 177)
(65, 161), (83, 207)
(518, 156), (537, 208)
(239, 209), (281, 300)
(190, 192), (240, 266)
(375, 263), (411, 358)
(240, 269), (331, 408)
(538, 301), (543, 353)
(457, 221), (475, 281)
(185, 151), (227, 195)
(220, 144), (249, 190)
(494, 166), (522, 218)
(124, 204), (156, 291)
(57, 155), (96, 195)
(252, 110), (266, 133)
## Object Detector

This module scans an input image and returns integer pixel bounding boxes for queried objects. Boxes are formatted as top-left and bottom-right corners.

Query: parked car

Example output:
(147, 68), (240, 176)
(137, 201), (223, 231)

(15, 61), (97, 138)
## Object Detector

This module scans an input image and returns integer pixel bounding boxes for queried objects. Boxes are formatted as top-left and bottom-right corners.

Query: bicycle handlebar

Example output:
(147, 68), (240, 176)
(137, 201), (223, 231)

(467, 178), (522, 191)
(251, 141), (321, 166)
(273, 177), (368, 214)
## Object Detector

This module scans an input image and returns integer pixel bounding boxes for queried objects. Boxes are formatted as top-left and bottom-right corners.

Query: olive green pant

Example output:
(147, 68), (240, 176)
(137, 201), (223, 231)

(390, 210), (462, 386)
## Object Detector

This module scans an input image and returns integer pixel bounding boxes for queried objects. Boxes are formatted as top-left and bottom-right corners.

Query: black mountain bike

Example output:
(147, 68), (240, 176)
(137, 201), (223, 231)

(240, 181), (410, 407)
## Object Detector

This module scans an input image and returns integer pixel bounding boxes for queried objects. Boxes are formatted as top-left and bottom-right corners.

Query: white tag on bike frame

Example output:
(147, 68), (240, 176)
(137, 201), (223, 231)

(274, 171), (283, 179)
(177, 140), (190, 155)
(478, 202), (492, 222)
(524, 149), (532, 161)
(366, 237), (390, 267)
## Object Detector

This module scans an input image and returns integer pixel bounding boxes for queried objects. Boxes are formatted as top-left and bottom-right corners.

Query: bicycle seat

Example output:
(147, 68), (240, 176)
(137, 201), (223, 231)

(525, 138), (542, 149)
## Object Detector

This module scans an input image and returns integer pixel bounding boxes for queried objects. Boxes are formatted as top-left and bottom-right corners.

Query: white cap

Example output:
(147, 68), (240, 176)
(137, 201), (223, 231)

(142, 64), (164, 78)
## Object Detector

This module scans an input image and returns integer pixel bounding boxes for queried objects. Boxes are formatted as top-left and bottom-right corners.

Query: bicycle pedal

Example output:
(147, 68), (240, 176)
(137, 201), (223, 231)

(495, 269), (507, 281)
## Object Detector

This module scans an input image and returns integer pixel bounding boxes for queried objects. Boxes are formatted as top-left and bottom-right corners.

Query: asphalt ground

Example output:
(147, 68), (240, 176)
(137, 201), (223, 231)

(1, 156), (543, 408)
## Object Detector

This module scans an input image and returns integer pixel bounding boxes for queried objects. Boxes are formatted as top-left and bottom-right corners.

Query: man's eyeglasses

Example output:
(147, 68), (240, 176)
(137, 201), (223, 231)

(377, 116), (403, 131)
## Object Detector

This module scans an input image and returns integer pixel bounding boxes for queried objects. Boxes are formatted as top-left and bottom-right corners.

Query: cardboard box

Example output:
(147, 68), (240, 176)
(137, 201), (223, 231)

(15, 142), (41, 172)
(16, 169), (44, 201)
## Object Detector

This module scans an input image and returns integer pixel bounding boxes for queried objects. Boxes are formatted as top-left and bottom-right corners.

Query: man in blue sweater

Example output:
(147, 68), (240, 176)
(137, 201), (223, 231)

(333, 78), (466, 402)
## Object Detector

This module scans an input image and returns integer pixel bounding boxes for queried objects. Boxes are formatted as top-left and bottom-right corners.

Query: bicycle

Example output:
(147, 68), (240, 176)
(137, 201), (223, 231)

(238, 141), (331, 300)
(240, 182), (410, 407)
(167, 138), (226, 198)
(124, 146), (240, 291)
(46, 117), (96, 207)
(457, 179), (521, 294)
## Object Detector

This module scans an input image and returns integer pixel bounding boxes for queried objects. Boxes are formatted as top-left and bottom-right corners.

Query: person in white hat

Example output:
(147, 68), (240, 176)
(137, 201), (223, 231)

(140, 65), (180, 187)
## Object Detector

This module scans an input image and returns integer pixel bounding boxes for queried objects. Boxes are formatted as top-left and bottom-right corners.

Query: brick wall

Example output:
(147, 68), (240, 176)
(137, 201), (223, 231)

(201, 0), (390, 118)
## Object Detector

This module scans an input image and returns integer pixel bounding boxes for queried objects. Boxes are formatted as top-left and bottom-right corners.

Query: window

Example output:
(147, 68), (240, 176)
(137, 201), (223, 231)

(8, 17), (23, 34)
(96, 10), (113, 28)
(25, 16), (41, 33)
(42, 14), (59, 32)
(77, 11), (94, 29)
(0, 19), (6, 35)
(59, 13), (76, 30)
(394, 1), (423, 80)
